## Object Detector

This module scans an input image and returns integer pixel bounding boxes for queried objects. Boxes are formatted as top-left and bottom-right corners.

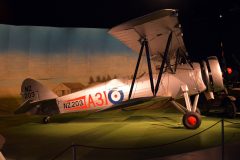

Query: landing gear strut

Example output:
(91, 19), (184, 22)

(171, 85), (202, 129)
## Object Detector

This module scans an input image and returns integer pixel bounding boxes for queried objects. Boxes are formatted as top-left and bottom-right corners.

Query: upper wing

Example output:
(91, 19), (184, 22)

(108, 9), (187, 63)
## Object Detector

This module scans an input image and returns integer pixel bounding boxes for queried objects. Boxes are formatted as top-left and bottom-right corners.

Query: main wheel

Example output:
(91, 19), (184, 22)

(182, 112), (201, 129)
(223, 98), (237, 118)
(42, 116), (51, 124)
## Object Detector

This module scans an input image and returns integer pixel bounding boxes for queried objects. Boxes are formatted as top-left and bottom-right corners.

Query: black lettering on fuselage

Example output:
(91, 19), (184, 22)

(63, 100), (84, 109)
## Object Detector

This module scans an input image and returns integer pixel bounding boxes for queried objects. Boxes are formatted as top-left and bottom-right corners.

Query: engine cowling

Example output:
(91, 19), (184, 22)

(201, 56), (224, 93)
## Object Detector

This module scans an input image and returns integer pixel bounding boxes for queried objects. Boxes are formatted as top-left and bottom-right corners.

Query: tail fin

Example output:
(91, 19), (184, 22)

(21, 78), (58, 102)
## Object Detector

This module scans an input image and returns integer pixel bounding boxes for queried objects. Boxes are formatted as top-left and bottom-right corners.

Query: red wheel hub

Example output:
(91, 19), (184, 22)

(187, 116), (197, 126)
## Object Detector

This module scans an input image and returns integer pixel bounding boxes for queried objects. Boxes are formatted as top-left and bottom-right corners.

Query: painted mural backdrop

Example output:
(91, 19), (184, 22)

(0, 24), (144, 97)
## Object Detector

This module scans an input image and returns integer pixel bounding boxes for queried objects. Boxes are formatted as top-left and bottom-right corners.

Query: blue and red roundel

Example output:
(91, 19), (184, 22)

(108, 90), (124, 105)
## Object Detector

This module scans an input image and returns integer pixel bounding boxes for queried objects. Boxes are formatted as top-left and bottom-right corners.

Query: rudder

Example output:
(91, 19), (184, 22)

(21, 78), (58, 102)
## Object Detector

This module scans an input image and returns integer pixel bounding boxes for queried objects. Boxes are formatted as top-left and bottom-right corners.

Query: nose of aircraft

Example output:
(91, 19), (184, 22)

(201, 56), (225, 93)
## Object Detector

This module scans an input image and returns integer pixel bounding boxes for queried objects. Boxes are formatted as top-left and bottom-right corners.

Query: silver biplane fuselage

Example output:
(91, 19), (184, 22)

(57, 63), (205, 114)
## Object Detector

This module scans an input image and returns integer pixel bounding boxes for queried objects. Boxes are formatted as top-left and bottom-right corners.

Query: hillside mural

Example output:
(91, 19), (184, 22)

(0, 24), (150, 98)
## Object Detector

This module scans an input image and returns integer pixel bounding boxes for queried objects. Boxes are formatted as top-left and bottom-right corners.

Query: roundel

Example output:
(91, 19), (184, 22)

(108, 90), (124, 105)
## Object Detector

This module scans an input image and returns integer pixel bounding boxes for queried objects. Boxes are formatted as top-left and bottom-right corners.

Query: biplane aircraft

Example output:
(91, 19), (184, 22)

(15, 9), (224, 129)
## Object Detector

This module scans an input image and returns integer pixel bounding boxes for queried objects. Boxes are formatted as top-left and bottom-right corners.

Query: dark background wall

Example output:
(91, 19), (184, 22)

(0, 0), (240, 59)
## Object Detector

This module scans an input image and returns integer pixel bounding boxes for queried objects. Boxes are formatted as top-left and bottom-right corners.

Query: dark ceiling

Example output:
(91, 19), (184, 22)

(0, 0), (240, 62)
(0, 0), (238, 27)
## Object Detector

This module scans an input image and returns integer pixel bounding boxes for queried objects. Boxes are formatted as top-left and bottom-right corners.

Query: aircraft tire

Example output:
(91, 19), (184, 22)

(223, 98), (237, 119)
(42, 116), (51, 124)
(182, 112), (201, 129)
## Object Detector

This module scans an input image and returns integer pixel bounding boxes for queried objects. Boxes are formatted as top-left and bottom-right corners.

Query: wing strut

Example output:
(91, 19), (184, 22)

(128, 40), (145, 100)
(128, 38), (155, 100)
(145, 40), (155, 95)
(154, 32), (173, 96)
(128, 32), (174, 99)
